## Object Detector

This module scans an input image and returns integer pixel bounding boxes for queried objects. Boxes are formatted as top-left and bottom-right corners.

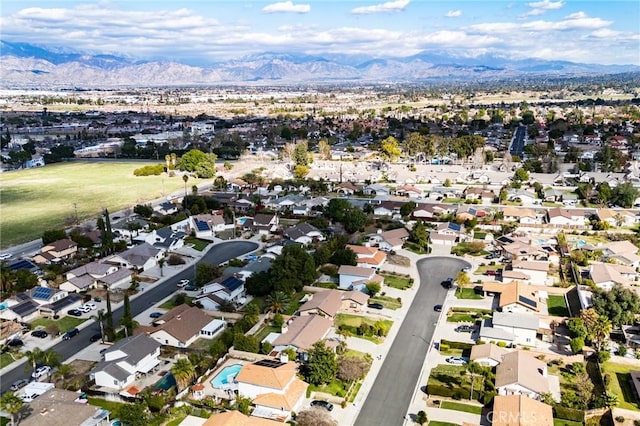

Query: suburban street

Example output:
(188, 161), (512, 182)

(0, 240), (258, 394)
(354, 256), (470, 426)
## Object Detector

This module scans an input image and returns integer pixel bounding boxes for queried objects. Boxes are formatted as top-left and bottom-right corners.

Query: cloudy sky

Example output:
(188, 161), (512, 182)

(1, 0), (639, 65)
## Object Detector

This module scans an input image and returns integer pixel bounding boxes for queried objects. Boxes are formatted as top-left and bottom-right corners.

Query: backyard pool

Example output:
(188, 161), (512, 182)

(211, 364), (243, 389)
(155, 372), (176, 391)
(570, 239), (587, 248)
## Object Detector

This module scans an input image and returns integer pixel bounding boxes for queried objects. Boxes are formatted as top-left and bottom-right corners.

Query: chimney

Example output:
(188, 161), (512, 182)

(177, 315), (181, 320)
(280, 353), (289, 363)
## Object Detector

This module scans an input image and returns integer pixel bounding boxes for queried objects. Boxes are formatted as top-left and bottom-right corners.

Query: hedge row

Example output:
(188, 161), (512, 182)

(440, 339), (473, 350)
(426, 384), (470, 400)
(553, 406), (584, 423)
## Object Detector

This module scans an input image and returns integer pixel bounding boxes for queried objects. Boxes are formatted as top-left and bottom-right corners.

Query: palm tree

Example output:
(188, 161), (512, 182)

(92, 309), (106, 343)
(24, 348), (43, 378)
(158, 257), (166, 277)
(52, 363), (72, 386)
(467, 361), (485, 401)
(171, 358), (195, 391)
(182, 174), (189, 197)
(0, 392), (24, 426)
(266, 291), (291, 314)
(40, 349), (61, 381)
(592, 315), (612, 352)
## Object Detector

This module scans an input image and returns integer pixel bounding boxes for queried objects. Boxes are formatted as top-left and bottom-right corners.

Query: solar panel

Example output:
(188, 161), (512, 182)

(195, 219), (210, 231)
(222, 277), (243, 292)
(519, 295), (537, 308)
(449, 223), (461, 231)
(254, 359), (285, 369)
(32, 287), (54, 300)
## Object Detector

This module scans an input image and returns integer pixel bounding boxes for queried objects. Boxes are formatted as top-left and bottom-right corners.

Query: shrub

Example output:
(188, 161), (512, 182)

(440, 339), (473, 350)
(497, 341), (507, 348)
(597, 351), (611, 363)
(554, 406), (584, 423)
(483, 391), (496, 405)
(439, 344), (450, 352)
(618, 346), (628, 357)
(167, 254), (186, 265)
(615, 416), (625, 423)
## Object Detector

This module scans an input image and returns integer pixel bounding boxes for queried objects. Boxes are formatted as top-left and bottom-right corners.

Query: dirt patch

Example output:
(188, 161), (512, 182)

(388, 254), (410, 267)
(54, 359), (96, 390)
(88, 289), (126, 303)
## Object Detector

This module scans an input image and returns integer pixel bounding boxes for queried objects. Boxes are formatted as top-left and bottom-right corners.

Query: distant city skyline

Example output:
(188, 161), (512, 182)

(1, 0), (639, 65)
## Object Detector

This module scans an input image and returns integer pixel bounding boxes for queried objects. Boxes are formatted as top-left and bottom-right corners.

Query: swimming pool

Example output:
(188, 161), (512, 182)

(570, 239), (587, 248)
(211, 364), (243, 388)
(155, 372), (176, 391)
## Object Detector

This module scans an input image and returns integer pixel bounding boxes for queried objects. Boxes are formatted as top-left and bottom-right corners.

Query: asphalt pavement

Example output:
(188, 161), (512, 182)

(0, 240), (258, 394)
(354, 256), (470, 426)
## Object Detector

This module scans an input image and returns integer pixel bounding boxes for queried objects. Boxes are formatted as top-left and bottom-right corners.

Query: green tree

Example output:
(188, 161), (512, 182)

(400, 201), (416, 218)
(24, 347), (43, 378)
(42, 229), (66, 244)
(415, 410), (428, 426)
(293, 141), (309, 166)
(410, 220), (428, 249)
(293, 164), (310, 178)
(195, 262), (222, 286)
(172, 358), (196, 391)
(266, 291), (291, 314)
(270, 244), (317, 293)
(121, 293), (134, 337)
(234, 395), (253, 415)
(366, 282), (381, 297)
(233, 333), (260, 353)
(330, 248), (357, 266)
(456, 271), (470, 287)
(570, 336), (585, 353)
(590, 315), (612, 352)
(305, 341), (337, 385)
(117, 403), (149, 426)
(404, 132), (427, 156)
(318, 139), (331, 160)
(592, 285), (640, 327)
(612, 182), (639, 208)
(0, 392), (23, 426)
(513, 167), (529, 183)
(182, 174), (189, 197)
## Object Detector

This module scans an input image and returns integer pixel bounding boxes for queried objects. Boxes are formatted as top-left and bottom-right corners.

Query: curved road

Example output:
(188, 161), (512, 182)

(354, 256), (470, 426)
(0, 240), (258, 394)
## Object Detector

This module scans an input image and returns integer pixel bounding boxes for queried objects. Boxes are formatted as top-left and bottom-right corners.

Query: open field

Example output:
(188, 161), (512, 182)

(0, 161), (197, 248)
(602, 361), (640, 411)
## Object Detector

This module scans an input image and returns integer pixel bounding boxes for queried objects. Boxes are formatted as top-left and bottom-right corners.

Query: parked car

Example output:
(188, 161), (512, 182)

(184, 285), (199, 292)
(93, 297), (102, 302)
(433, 304), (443, 312)
(62, 328), (79, 340)
(90, 333), (102, 342)
(8, 339), (24, 347)
(461, 266), (471, 272)
(149, 312), (164, 318)
(78, 305), (91, 313)
(0, 253), (12, 260)
(368, 302), (384, 310)
(67, 309), (82, 317)
(455, 325), (474, 333)
(485, 270), (499, 276)
(445, 356), (467, 365)
(441, 278), (454, 289)
(177, 279), (190, 287)
(32, 365), (51, 379)
(20, 393), (38, 403)
(10, 378), (29, 391)
(83, 303), (97, 310)
(32, 330), (49, 338)
(311, 400), (334, 411)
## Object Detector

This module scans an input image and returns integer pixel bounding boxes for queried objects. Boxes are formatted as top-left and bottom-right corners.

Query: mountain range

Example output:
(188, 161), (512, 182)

(1, 40), (638, 88)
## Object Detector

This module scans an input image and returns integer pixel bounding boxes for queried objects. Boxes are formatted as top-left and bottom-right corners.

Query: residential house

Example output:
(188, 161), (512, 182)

(38, 293), (84, 318)
(336, 182), (359, 196)
(511, 260), (550, 286)
(338, 265), (383, 291)
(18, 388), (111, 426)
(546, 208), (586, 227)
(495, 351), (549, 400)
(91, 334), (161, 391)
(154, 201), (179, 215)
(502, 207), (542, 225)
(0, 295), (41, 322)
(225, 257), (272, 282)
(500, 241), (547, 262)
(247, 214), (279, 236)
(297, 289), (369, 319)
(196, 275), (246, 309)
(491, 395), (553, 426)
(456, 205), (486, 222)
(140, 305), (225, 348)
(412, 203), (448, 219)
(203, 411), (282, 426)
(469, 343), (509, 367)
(373, 201), (403, 218)
(345, 244), (387, 270)
(235, 360), (308, 422)
(364, 183), (391, 196)
(464, 187), (495, 203)
(267, 195), (305, 212)
(482, 281), (547, 315)
(507, 189), (538, 206)
(396, 184), (423, 199)
(589, 263), (637, 290)
(191, 215), (226, 239)
(60, 261), (131, 292)
(32, 238), (78, 264)
(229, 198), (255, 213)
(595, 209), (637, 227)
(429, 222), (466, 246)
(272, 314), (333, 354)
(149, 227), (186, 251)
(479, 312), (540, 347)
(106, 242), (162, 272)
(599, 240), (640, 268)
(283, 223), (324, 245)
(373, 227), (410, 251)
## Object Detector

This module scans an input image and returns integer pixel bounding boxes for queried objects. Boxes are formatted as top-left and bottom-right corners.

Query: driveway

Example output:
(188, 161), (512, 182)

(354, 256), (470, 426)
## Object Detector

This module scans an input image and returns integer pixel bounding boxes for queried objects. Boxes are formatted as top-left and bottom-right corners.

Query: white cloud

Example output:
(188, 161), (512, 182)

(445, 10), (462, 18)
(521, 8), (545, 17)
(352, 0), (410, 15)
(565, 11), (587, 19)
(262, 1), (310, 14)
(527, 0), (564, 10)
(524, 15), (612, 31)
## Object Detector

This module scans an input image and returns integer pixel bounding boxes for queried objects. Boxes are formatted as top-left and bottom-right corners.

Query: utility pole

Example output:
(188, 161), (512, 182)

(73, 203), (78, 224)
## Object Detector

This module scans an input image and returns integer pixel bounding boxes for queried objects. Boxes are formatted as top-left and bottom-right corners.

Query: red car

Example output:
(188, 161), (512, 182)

(485, 270), (499, 276)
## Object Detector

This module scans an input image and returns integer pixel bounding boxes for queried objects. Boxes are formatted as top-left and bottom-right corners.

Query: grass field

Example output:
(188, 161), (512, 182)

(455, 288), (484, 300)
(370, 295), (402, 310)
(440, 400), (483, 415)
(602, 361), (640, 411)
(547, 294), (570, 317)
(31, 316), (86, 333)
(553, 420), (583, 426)
(382, 273), (413, 290)
(0, 161), (196, 248)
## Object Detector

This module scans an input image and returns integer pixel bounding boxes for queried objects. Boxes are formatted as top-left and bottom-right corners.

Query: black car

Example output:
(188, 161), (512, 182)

(149, 312), (164, 318)
(433, 304), (443, 312)
(32, 330), (48, 338)
(441, 277), (454, 289)
(455, 325), (474, 333)
(311, 400), (334, 411)
(62, 328), (79, 340)
(67, 309), (82, 317)
(368, 302), (384, 310)
(90, 333), (102, 342)
(8, 339), (24, 347)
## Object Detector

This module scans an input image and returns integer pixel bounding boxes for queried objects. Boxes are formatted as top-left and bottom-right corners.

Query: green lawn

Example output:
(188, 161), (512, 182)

(31, 316), (86, 333)
(253, 325), (281, 343)
(382, 273), (413, 290)
(0, 161), (194, 248)
(474, 264), (501, 276)
(184, 237), (211, 251)
(547, 295), (570, 317)
(427, 364), (483, 403)
(554, 419), (583, 426)
(440, 401), (483, 415)
(308, 379), (349, 398)
(370, 295), (402, 310)
(87, 397), (129, 415)
(0, 351), (23, 369)
(455, 288), (483, 300)
(283, 292), (308, 315)
(336, 314), (393, 344)
(159, 296), (195, 309)
(602, 362), (640, 411)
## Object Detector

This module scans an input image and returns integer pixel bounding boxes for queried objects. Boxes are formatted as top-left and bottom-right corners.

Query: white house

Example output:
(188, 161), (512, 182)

(91, 334), (161, 391)
(345, 244), (387, 270)
(469, 343), (510, 367)
(479, 312), (539, 347)
(106, 242), (163, 272)
(546, 208), (586, 227)
(142, 305), (223, 348)
(589, 263), (636, 290)
(337, 265), (382, 290)
(235, 360), (308, 422)
(283, 223), (324, 245)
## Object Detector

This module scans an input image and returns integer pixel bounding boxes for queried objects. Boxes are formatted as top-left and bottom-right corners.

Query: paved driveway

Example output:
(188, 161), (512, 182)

(354, 256), (470, 426)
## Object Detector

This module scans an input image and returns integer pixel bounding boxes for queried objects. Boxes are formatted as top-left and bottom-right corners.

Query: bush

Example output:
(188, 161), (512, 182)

(483, 391), (496, 405)
(133, 164), (165, 176)
(554, 406), (584, 423)
(167, 254), (186, 265)
(618, 346), (628, 357)
(615, 416), (625, 423)
(597, 351), (611, 363)
(497, 341), (507, 348)
(439, 344), (450, 352)
(440, 339), (473, 350)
